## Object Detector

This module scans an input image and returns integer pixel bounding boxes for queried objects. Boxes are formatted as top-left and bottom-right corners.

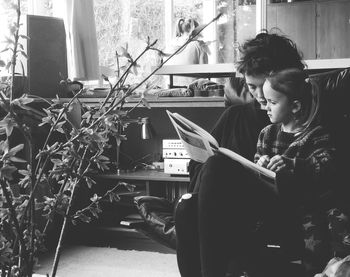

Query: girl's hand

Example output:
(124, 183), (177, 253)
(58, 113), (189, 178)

(266, 155), (286, 172)
(256, 155), (270, 168)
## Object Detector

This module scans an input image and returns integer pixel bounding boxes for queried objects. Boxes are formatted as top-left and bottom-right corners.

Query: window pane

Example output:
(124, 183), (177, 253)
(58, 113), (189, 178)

(0, 0), (28, 73)
(173, 0), (204, 23)
(219, 0), (256, 63)
(168, 0), (257, 65)
(94, 0), (165, 86)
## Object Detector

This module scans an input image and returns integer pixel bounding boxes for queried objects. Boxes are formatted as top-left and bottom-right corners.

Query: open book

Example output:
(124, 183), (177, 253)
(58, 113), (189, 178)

(166, 110), (276, 181)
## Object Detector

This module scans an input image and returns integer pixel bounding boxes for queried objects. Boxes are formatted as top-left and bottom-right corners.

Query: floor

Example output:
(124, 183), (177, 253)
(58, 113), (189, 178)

(33, 224), (180, 277)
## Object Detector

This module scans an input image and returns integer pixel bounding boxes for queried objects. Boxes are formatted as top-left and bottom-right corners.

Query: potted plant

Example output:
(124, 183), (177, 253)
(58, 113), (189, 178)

(0, 1), (221, 276)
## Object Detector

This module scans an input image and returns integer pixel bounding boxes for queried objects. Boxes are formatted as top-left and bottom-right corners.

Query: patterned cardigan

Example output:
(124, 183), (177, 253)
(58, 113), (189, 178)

(254, 123), (336, 208)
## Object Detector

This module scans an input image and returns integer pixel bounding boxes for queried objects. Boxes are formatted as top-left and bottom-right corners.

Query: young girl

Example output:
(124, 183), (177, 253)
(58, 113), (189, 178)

(255, 68), (335, 204)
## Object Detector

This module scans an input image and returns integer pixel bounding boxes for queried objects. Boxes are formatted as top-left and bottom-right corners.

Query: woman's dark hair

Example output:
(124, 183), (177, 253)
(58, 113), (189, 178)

(266, 68), (319, 129)
(236, 31), (305, 76)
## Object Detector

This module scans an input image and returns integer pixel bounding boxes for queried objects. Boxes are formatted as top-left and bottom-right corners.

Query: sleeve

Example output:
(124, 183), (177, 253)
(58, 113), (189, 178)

(197, 41), (208, 64)
(187, 105), (231, 192)
(199, 50), (208, 64)
(293, 139), (336, 192)
(187, 159), (203, 193)
(210, 105), (232, 144)
(188, 105), (234, 192)
(253, 128), (267, 163)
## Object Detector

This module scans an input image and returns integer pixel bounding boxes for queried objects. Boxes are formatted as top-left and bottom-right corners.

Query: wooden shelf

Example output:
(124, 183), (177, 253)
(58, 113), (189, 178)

(154, 59), (350, 79)
(154, 63), (236, 78)
(99, 169), (190, 183)
(70, 96), (225, 108)
(305, 58), (350, 70)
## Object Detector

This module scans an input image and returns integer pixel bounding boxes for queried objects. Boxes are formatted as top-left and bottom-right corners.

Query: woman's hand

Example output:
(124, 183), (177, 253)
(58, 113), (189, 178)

(266, 155), (286, 172)
(256, 155), (270, 168)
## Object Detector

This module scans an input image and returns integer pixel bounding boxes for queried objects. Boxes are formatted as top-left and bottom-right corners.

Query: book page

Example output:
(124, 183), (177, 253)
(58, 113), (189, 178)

(218, 147), (276, 180)
(167, 110), (215, 163)
(167, 111), (219, 149)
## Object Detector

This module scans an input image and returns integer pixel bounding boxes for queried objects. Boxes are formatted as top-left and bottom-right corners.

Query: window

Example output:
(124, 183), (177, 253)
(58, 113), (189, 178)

(0, 0), (52, 76)
(93, 0), (257, 86)
(0, 1), (27, 74)
(1, 0), (252, 84)
(2, 0), (348, 84)
(94, 0), (166, 85)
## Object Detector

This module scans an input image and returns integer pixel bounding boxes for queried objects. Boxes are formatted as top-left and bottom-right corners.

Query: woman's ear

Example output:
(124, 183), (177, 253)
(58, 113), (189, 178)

(292, 100), (302, 114)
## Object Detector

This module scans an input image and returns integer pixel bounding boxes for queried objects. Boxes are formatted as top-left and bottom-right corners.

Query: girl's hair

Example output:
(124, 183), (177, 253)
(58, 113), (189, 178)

(266, 68), (319, 129)
(236, 30), (305, 76)
(176, 18), (199, 37)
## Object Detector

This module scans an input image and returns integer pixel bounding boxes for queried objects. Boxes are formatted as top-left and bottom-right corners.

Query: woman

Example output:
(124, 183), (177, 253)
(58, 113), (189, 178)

(167, 17), (209, 87)
(169, 17), (208, 65)
(174, 31), (312, 277)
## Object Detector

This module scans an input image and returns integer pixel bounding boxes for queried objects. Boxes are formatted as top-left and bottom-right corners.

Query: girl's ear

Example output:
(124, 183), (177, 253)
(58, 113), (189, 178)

(292, 100), (301, 114)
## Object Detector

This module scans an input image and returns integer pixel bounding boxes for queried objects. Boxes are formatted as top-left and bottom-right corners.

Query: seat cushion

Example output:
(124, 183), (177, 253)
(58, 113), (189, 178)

(134, 195), (177, 250)
(327, 208), (350, 257)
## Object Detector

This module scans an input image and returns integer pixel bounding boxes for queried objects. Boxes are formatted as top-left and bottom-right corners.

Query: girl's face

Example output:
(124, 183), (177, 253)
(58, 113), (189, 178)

(263, 80), (296, 127)
(244, 74), (267, 109)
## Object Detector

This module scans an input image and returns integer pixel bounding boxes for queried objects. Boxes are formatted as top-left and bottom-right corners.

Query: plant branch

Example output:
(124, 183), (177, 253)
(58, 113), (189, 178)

(0, 180), (29, 272)
(10, 0), (21, 102)
(72, 181), (125, 219)
(100, 44), (153, 109)
(50, 149), (91, 277)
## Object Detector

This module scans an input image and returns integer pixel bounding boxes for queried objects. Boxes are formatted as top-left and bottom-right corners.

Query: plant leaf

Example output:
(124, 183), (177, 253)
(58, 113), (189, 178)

(0, 165), (17, 180)
(9, 156), (27, 163)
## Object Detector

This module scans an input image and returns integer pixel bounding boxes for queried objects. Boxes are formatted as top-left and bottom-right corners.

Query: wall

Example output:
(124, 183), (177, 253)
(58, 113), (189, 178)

(237, 0), (350, 60)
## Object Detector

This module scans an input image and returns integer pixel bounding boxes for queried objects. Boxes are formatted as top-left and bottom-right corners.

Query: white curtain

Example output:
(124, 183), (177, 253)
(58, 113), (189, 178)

(53, 0), (100, 81)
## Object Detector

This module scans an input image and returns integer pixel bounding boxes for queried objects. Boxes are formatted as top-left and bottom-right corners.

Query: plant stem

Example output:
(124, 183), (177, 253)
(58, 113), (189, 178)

(73, 182), (124, 217)
(100, 46), (150, 109)
(0, 180), (29, 274)
(50, 149), (90, 276)
(10, 0), (21, 102)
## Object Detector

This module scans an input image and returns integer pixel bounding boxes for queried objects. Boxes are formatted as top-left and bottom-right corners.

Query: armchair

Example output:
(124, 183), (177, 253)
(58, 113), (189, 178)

(134, 67), (350, 276)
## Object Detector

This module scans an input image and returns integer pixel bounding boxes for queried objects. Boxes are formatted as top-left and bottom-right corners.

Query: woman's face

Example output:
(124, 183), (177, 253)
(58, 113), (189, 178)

(244, 74), (267, 109)
(182, 19), (195, 34)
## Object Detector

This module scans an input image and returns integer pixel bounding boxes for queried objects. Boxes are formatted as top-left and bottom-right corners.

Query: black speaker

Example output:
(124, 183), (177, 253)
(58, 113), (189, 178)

(25, 15), (67, 98)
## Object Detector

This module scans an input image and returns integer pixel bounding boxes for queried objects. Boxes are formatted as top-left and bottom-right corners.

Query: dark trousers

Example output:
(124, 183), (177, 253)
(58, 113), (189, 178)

(175, 154), (304, 277)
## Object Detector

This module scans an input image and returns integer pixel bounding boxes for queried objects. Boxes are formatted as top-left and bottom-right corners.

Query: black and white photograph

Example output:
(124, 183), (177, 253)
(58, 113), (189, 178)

(0, 0), (349, 276)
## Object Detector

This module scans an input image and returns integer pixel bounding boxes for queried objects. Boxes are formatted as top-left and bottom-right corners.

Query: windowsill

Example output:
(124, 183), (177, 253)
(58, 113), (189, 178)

(154, 58), (350, 78)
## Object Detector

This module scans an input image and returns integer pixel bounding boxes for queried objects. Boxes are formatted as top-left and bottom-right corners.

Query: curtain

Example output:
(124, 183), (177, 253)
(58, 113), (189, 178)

(53, 0), (100, 81)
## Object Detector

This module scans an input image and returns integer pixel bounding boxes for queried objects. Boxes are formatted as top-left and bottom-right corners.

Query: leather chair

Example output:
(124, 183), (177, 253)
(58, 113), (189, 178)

(134, 67), (350, 276)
